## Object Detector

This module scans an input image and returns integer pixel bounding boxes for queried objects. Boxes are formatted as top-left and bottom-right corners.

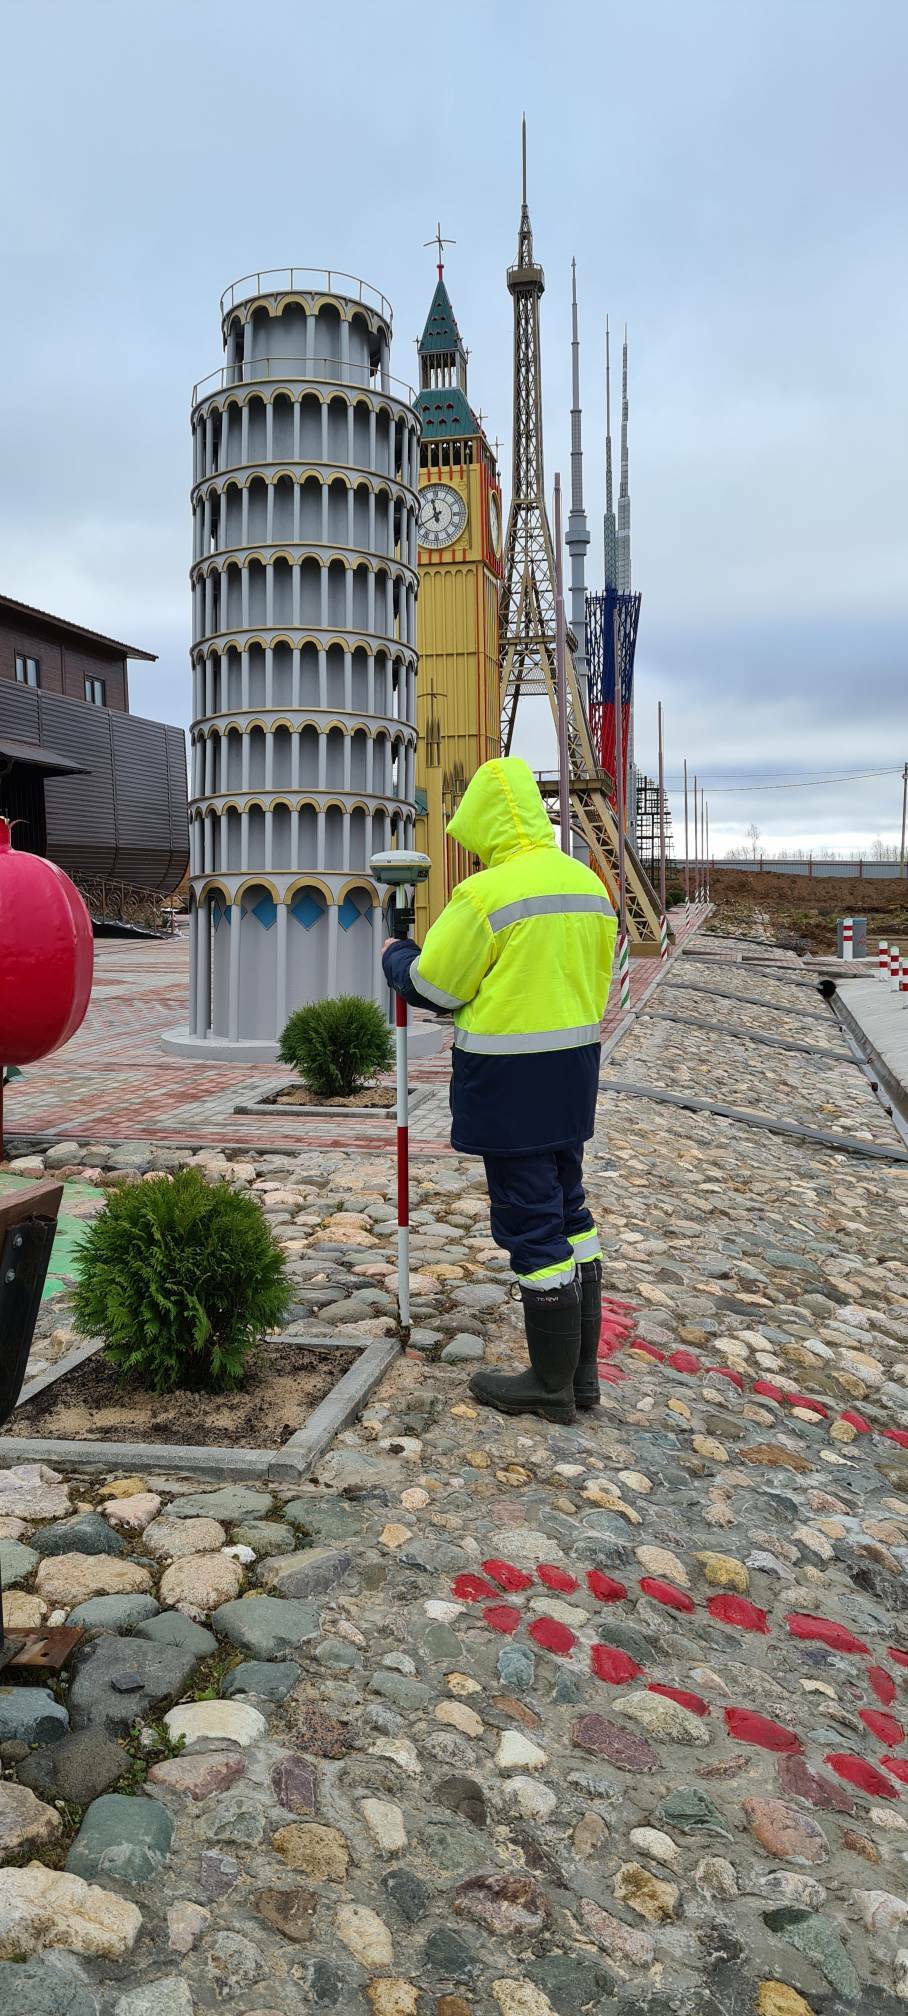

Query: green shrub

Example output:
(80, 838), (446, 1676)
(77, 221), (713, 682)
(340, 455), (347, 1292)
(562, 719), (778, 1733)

(279, 994), (393, 1099)
(71, 1169), (292, 1393)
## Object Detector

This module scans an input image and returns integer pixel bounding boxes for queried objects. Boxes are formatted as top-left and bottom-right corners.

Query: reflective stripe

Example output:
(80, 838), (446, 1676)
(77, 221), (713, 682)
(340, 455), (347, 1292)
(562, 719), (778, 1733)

(568, 1228), (603, 1262)
(454, 1022), (601, 1054)
(487, 892), (616, 933)
(517, 1259), (577, 1290)
(410, 959), (467, 1011)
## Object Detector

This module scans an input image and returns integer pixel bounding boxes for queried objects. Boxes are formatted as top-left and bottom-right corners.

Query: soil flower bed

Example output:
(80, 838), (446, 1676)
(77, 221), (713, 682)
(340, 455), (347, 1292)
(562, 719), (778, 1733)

(8, 1341), (354, 1448)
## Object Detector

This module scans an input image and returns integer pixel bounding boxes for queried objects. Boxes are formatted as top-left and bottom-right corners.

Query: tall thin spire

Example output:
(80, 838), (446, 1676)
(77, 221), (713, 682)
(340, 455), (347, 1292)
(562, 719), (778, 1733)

(616, 324), (631, 593)
(521, 112), (527, 206)
(566, 258), (590, 699)
(603, 316), (618, 590)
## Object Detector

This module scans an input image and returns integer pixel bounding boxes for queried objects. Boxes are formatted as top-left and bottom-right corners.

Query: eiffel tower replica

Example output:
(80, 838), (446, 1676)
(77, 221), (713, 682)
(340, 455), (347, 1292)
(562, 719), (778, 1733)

(498, 124), (661, 951)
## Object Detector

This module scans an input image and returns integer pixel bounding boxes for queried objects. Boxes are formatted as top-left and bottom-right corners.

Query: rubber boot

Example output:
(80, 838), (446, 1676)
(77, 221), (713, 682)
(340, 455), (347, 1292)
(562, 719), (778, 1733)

(469, 1275), (581, 1424)
(574, 1258), (602, 1410)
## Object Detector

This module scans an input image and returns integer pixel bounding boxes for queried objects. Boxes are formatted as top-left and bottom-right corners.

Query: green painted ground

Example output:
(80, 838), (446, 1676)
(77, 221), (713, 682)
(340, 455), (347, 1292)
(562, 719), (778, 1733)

(0, 1173), (104, 1301)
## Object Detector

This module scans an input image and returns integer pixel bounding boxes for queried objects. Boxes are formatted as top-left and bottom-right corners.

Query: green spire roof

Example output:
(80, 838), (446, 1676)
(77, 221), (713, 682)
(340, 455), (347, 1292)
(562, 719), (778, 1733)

(414, 385), (478, 438)
(419, 278), (464, 357)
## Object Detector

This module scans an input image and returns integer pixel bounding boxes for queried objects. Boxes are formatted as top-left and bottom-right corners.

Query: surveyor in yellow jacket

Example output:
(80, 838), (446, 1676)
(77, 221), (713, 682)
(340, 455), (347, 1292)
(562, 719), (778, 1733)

(382, 756), (617, 1424)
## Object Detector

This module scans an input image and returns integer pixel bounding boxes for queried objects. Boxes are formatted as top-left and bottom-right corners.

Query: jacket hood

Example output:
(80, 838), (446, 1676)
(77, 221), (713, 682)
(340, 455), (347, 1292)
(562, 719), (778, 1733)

(446, 757), (556, 867)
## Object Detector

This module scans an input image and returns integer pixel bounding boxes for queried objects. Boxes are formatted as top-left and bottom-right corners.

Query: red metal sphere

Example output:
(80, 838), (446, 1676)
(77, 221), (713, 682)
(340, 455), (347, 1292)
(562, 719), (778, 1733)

(0, 818), (93, 1064)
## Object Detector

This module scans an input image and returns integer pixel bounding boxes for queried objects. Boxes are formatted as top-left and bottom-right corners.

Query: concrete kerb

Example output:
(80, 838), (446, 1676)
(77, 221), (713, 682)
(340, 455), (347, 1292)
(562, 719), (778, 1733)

(233, 1086), (433, 1120)
(826, 985), (908, 1152)
(0, 1334), (399, 1486)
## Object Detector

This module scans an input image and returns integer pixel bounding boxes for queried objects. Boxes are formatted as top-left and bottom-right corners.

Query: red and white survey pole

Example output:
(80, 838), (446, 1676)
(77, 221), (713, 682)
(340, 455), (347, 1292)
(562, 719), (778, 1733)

(370, 849), (431, 1335)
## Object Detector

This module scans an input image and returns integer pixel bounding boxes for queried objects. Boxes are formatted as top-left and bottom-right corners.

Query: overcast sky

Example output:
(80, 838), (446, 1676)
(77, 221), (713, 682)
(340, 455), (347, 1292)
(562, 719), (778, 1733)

(2, 0), (906, 856)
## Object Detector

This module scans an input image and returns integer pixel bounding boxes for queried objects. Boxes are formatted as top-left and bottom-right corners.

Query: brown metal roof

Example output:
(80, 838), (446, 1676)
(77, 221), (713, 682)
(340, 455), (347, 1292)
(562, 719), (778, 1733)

(0, 734), (87, 776)
(0, 593), (157, 662)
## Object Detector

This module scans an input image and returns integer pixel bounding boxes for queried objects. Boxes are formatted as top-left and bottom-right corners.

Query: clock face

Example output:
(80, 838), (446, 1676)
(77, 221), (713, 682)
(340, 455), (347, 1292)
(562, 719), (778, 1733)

(488, 491), (501, 555)
(418, 482), (468, 550)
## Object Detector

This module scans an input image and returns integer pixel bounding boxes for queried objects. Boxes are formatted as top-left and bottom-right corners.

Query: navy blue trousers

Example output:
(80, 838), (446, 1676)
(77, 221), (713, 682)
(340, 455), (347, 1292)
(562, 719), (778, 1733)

(482, 1145), (599, 1287)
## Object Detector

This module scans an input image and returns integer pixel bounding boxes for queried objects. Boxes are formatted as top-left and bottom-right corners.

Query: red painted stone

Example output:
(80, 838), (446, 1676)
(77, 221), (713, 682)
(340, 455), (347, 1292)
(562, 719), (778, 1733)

(724, 1708), (802, 1754)
(753, 1379), (786, 1403)
(786, 1393), (829, 1417)
(668, 1349), (700, 1374)
(707, 1594), (769, 1634)
(824, 1752), (901, 1800)
(707, 1366), (745, 1390)
(587, 1570), (628, 1604)
(537, 1563), (580, 1594)
(631, 1341), (665, 1362)
(590, 1644), (643, 1685)
(860, 1708), (905, 1746)
(600, 1365), (626, 1384)
(482, 1560), (534, 1594)
(649, 1683), (709, 1717)
(786, 1613), (869, 1655)
(889, 1648), (908, 1670)
(451, 1573), (500, 1603)
(881, 1757), (908, 1785)
(882, 1428), (908, 1449)
(483, 1604), (522, 1636)
(639, 1577), (696, 1614)
(840, 1410), (871, 1433)
(867, 1666), (897, 1707)
(529, 1616), (576, 1657)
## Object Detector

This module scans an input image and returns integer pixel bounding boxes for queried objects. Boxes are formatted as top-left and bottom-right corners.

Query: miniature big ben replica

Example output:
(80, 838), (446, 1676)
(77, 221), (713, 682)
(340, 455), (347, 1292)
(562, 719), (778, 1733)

(414, 237), (502, 934)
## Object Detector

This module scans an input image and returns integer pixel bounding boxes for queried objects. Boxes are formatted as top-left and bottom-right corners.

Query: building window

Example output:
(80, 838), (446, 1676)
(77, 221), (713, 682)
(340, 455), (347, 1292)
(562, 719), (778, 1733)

(15, 654), (39, 687)
(84, 676), (106, 706)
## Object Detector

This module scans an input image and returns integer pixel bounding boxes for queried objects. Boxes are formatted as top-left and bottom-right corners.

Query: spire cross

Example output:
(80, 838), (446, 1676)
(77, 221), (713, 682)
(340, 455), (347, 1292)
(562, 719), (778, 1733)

(424, 222), (455, 279)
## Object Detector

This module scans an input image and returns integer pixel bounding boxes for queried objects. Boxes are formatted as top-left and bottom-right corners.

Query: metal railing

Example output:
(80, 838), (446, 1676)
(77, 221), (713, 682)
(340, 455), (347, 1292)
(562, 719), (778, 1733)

(193, 355), (416, 407)
(220, 268), (392, 322)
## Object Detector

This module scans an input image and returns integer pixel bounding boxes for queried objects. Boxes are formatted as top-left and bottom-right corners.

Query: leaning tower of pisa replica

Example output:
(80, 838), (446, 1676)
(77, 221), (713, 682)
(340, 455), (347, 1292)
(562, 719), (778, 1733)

(165, 268), (420, 1060)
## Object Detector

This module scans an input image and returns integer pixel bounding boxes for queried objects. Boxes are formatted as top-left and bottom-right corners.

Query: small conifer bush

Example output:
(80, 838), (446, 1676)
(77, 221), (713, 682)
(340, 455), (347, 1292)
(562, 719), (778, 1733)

(71, 1169), (292, 1392)
(279, 994), (393, 1099)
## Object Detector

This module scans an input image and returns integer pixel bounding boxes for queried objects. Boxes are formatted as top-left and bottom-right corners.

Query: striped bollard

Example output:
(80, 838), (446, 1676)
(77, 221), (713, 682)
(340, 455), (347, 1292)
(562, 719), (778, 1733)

(618, 931), (631, 1011)
(660, 913), (668, 961)
(842, 917), (853, 962)
(901, 956), (908, 1003)
(685, 897), (690, 935)
(891, 944), (901, 992)
(879, 938), (889, 982)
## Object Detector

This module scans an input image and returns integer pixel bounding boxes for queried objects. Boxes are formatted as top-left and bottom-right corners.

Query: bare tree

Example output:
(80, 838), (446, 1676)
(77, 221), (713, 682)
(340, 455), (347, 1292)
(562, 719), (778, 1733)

(746, 822), (761, 860)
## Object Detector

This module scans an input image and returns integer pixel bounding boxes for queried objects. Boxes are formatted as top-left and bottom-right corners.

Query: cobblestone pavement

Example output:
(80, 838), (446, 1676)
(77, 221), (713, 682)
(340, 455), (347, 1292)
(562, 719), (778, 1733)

(1, 933), (907, 2015)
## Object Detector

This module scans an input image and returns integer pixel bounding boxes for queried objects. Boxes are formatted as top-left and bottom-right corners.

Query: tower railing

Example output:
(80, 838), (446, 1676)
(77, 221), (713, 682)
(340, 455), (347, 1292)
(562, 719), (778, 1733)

(192, 357), (416, 407)
(220, 269), (392, 322)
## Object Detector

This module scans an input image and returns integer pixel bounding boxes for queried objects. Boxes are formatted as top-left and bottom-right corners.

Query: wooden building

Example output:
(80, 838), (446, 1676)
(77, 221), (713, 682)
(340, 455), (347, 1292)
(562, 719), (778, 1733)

(0, 595), (188, 916)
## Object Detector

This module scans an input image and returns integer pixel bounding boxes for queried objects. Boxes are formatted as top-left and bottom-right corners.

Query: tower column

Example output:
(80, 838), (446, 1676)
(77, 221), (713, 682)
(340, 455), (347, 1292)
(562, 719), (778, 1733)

(179, 270), (419, 1058)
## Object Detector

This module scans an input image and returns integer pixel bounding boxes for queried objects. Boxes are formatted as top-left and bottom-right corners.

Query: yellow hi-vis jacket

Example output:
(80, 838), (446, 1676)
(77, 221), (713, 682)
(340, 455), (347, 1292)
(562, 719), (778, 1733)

(396, 757), (617, 1155)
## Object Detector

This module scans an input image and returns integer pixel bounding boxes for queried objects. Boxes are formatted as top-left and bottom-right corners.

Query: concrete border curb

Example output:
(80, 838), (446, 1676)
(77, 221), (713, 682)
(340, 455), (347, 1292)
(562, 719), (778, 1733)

(0, 1334), (400, 1485)
(233, 1087), (432, 1120)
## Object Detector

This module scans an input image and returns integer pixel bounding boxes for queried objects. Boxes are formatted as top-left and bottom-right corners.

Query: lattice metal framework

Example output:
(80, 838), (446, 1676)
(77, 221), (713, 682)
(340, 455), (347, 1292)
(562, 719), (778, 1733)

(634, 771), (675, 888)
(497, 139), (660, 950)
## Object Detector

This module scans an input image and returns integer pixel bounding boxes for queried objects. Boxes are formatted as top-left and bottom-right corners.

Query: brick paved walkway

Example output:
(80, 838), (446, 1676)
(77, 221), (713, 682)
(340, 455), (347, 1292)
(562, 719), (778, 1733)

(4, 910), (708, 1154)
